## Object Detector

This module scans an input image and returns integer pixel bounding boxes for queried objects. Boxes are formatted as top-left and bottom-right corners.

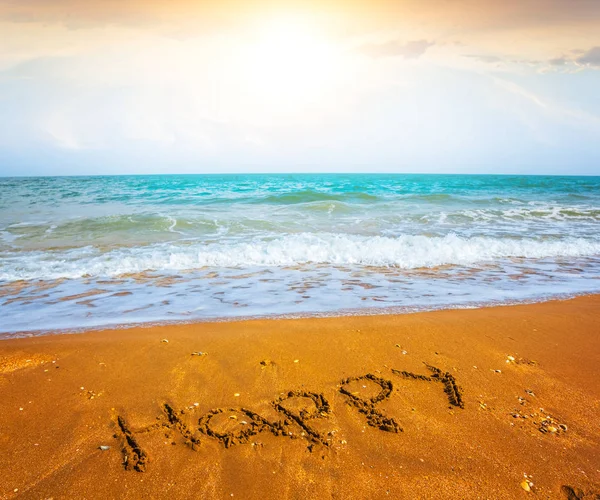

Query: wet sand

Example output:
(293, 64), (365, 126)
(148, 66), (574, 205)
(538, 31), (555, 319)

(1, 296), (599, 499)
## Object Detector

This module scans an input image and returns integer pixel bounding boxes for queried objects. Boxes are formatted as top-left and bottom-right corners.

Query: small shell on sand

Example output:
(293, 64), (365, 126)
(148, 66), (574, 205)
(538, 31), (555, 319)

(520, 480), (531, 492)
(161, 339), (169, 343)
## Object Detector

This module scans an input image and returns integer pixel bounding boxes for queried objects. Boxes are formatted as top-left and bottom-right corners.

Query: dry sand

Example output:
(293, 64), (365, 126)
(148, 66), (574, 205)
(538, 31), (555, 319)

(1, 296), (599, 499)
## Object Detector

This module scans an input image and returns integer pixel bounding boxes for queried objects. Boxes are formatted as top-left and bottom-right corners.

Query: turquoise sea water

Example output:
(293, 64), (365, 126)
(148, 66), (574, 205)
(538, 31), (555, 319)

(1, 174), (600, 335)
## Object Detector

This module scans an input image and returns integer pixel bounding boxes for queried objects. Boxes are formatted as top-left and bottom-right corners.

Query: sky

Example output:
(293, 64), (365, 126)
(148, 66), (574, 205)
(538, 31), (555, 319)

(0, 0), (599, 176)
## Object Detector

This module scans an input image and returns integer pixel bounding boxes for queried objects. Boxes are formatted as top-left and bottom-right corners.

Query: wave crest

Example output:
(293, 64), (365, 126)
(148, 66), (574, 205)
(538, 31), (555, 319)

(2, 233), (600, 281)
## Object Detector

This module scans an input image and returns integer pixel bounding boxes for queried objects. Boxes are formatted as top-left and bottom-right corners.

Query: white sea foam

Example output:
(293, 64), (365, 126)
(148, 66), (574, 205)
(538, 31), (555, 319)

(0, 230), (21, 244)
(1, 233), (599, 281)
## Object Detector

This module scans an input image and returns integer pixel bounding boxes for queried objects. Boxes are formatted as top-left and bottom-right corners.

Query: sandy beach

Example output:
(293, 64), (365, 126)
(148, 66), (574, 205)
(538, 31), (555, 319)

(4, 0), (600, 496)
(1, 296), (599, 499)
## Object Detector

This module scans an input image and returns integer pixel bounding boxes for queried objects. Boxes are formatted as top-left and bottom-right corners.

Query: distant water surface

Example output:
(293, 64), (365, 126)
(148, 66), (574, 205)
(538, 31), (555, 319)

(1, 173), (600, 335)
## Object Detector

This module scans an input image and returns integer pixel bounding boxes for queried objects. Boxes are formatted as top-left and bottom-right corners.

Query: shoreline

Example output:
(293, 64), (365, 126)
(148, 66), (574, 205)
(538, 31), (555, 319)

(3, 289), (599, 339)
(1, 295), (599, 498)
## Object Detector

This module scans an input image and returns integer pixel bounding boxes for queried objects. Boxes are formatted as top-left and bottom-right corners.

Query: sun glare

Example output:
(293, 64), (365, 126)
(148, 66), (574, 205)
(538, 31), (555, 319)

(240, 13), (344, 112)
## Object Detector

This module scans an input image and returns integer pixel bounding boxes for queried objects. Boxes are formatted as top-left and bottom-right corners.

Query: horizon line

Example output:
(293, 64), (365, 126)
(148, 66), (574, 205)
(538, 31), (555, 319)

(1, 171), (600, 179)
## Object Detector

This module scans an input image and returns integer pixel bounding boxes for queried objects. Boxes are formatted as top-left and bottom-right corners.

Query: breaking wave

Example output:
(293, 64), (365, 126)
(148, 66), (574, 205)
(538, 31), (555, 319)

(2, 232), (600, 281)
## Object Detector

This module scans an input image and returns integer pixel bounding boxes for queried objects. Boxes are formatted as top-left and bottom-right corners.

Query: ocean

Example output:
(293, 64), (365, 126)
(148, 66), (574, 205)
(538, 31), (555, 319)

(1, 173), (599, 336)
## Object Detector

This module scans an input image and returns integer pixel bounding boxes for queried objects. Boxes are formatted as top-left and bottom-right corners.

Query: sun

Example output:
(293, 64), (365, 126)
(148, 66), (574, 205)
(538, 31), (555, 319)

(238, 13), (345, 113)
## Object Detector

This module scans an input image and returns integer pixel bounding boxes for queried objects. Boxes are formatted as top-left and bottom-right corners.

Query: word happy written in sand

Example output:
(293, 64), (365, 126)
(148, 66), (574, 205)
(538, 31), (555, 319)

(114, 364), (463, 472)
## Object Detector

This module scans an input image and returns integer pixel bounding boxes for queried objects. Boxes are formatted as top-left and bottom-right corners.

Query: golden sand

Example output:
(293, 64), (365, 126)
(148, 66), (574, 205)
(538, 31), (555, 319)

(1, 296), (599, 499)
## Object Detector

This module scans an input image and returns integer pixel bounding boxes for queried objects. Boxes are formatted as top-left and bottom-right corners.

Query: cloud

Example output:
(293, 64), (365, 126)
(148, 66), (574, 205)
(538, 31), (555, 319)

(548, 56), (568, 66)
(358, 39), (434, 59)
(465, 46), (600, 72)
(542, 46), (600, 70)
(3, 0), (600, 29)
(465, 54), (503, 64)
(577, 46), (600, 67)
